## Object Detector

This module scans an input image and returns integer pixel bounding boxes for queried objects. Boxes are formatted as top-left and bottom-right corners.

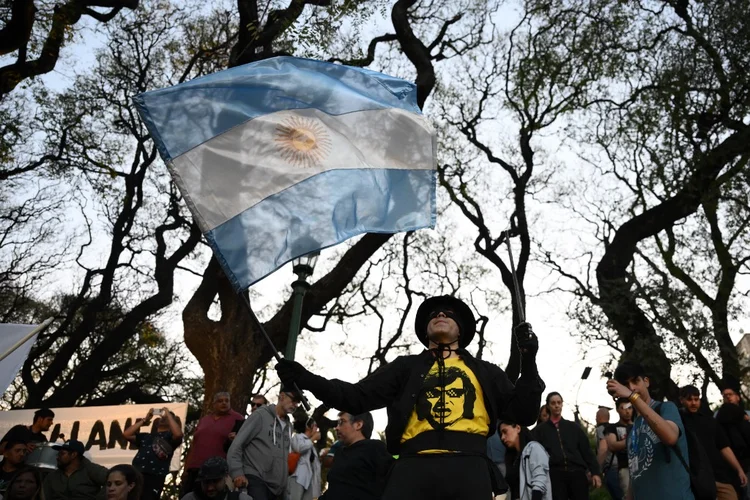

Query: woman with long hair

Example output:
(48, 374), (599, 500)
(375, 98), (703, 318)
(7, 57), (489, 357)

(107, 464), (143, 500)
(500, 419), (552, 500)
(123, 408), (183, 500)
(288, 417), (322, 500)
(4, 467), (43, 500)
(536, 405), (550, 426)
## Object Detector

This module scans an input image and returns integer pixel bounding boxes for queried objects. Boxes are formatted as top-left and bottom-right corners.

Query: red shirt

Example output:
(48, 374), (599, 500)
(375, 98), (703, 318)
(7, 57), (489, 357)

(186, 410), (244, 469)
(550, 415), (562, 427)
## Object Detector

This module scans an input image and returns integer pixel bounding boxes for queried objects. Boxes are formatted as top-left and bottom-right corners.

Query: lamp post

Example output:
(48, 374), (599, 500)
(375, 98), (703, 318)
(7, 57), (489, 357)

(285, 251), (319, 360)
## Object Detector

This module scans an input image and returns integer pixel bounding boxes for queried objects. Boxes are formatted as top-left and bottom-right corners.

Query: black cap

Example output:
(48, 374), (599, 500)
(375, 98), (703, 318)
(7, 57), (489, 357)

(198, 457), (228, 481)
(414, 295), (476, 348)
(52, 440), (85, 456)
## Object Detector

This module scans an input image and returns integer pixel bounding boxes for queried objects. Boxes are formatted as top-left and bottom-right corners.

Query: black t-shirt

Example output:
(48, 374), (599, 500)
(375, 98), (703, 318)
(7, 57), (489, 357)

(1, 425), (46, 445)
(321, 439), (393, 500)
(132, 431), (181, 477)
(682, 410), (734, 483)
(0, 463), (19, 494)
(603, 422), (630, 469)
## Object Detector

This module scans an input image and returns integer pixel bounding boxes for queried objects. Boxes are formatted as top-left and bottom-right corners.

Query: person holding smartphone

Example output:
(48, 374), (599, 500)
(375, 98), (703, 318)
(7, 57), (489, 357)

(124, 407), (183, 500)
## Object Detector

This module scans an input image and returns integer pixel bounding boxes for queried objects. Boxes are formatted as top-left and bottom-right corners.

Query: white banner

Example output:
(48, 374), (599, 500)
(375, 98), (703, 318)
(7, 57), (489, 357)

(0, 323), (40, 395)
(0, 403), (188, 471)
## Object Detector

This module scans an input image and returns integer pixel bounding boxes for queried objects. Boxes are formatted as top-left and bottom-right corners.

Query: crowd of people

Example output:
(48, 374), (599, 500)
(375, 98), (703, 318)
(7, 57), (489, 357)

(2, 294), (750, 500)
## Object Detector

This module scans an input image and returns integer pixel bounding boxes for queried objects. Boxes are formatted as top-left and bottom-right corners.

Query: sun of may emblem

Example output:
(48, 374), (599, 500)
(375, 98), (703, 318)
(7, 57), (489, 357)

(274, 115), (332, 168)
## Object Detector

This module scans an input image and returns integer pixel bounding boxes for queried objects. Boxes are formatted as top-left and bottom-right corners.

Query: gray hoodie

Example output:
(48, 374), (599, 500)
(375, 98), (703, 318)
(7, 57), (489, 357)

(226, 404), (291, 496)
(519, 441), (553, 500)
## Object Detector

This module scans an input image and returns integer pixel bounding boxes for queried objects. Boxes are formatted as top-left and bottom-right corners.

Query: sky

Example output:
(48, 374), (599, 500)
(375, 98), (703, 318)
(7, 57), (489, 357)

(7, 0), (748, 435)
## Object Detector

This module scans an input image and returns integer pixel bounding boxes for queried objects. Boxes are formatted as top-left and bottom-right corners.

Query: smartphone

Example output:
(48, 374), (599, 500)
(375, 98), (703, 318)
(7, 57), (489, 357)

(152, 408), (163, 416)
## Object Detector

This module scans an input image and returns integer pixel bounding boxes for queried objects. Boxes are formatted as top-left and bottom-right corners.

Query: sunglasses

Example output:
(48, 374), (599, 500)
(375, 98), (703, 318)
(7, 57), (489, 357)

(250, 402), (263, 408)
(428, 309), (456, 319)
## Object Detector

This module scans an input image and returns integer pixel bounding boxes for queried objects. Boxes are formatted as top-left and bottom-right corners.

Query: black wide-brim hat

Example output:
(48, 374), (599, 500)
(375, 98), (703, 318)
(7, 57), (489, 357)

(414, 295), (476, 348)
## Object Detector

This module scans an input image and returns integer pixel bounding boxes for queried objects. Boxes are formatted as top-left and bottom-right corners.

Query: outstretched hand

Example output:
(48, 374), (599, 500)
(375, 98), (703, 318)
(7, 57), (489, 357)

(276, 359), (307, 387)
(515, 322), (538, 356)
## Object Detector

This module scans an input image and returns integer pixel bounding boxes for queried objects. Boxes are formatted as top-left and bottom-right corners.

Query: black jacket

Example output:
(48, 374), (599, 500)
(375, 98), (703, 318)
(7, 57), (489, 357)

(299, 349), (544, 455)
(533, 419), (600, 475)
(716, 403), (750, 469)
(320, 439), (393, 500)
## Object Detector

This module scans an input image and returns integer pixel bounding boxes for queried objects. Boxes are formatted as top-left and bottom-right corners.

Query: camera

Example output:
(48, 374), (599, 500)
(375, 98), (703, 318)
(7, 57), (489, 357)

(152, 408), (163, 416)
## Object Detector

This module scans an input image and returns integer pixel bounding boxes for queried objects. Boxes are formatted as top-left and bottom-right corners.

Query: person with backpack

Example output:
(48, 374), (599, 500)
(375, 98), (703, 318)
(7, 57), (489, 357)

(680, 385), (748, 500)
(288, 417), (322, 500)
(604, 398), (633, 499)
(606, 361), (695, 500)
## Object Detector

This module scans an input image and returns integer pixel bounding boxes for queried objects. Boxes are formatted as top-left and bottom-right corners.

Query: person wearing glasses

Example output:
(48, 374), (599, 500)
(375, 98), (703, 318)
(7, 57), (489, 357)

(320, 412), (393, 500)
(227, 386), (302, 500)
(181, 392), (245, 497)
(277, 295), (544, 499)
(250, 394), (269, 413)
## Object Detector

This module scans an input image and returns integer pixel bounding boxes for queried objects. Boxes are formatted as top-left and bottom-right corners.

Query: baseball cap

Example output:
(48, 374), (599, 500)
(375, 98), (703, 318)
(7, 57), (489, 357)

(52, 440), (85, 455)
(197, 457), (228, 481)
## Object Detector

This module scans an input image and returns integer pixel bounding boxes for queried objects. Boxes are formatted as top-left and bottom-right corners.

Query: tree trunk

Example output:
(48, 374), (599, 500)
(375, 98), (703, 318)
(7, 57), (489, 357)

(183, 258), (281, 413)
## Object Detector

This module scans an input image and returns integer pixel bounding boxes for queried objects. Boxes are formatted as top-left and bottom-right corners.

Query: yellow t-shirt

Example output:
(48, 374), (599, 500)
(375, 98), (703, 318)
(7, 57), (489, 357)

(400, 358), (489, 452)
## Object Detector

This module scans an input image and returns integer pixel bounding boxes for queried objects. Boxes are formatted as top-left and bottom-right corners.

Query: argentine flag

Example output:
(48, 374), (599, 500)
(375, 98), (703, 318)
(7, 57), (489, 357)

(134, 57), (436, 290)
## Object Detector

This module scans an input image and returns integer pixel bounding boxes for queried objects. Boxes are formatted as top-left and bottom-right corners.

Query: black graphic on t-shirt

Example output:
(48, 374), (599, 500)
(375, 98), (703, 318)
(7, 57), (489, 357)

(416, 366), (476, 431)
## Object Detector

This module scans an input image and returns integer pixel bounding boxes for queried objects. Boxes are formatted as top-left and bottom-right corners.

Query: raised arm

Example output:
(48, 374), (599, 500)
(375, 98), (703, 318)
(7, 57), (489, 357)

(490, 324), (544, 426)
(606, 380), (679, 446)
(160, 408), (183, 440)
(123, 409), (153, 442)
(276, 356), (409, 414)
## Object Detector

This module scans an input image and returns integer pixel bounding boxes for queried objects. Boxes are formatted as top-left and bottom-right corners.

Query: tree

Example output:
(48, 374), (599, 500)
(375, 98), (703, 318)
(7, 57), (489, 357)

(435, 0), (613, 379)
(0, 0), (139, 101)
(1, 293), (201, 409)
(0, 1), (234, 408)
(182, 0), (503, 412)
(538, 0), (750, 399)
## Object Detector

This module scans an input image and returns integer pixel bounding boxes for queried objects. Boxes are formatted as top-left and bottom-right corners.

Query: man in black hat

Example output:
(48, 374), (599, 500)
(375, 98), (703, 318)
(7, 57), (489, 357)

(180, 456), (252, 500)
(42, 439), (108, 500)
(227, 386), (302, 500)
(276, 294), (544, 500)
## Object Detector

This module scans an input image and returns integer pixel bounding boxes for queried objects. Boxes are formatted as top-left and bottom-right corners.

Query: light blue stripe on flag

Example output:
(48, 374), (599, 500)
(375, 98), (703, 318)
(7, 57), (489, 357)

(205, 168), (436, 290)
(133, 56), (421, 162)
(134, 56), (437, 290)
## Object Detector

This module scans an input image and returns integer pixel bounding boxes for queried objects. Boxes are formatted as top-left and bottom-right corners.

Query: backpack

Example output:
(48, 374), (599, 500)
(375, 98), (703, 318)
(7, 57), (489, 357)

(656, 404), (716, 500)
(288, 451), (301, 474)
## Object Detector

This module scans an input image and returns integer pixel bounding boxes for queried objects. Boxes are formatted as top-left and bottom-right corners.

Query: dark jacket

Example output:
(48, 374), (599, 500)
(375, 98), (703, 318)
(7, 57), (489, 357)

(320, 439), (393, 500)
(42, 457), (108, 500)
(716, 403), (750, 469)
(532, 419), (600, 476)
(299, 349), (544, 454)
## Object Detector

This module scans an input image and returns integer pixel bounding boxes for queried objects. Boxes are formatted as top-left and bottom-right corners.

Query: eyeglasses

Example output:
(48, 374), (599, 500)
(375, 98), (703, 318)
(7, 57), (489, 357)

(425, 387), (466, 398)
(428, 309), (455, 319)
(250, 402), (263, 408)
(336, 419), (350, 427)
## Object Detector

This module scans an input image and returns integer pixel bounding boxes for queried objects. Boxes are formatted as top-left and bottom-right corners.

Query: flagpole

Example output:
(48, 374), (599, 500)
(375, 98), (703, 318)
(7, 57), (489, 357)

(0, 317), (54, 363)
(503, 230), (525, 324)
(237, 292), (312, 411)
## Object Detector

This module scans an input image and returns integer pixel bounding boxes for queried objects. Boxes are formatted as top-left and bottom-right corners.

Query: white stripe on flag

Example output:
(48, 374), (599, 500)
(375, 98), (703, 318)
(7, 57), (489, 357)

(170, 107), (435, 233)
(0, 324), (39, 395)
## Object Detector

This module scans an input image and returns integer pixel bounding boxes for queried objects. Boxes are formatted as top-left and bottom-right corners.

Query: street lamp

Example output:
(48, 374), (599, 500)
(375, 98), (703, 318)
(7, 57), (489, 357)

(285, 251), (320, 360)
